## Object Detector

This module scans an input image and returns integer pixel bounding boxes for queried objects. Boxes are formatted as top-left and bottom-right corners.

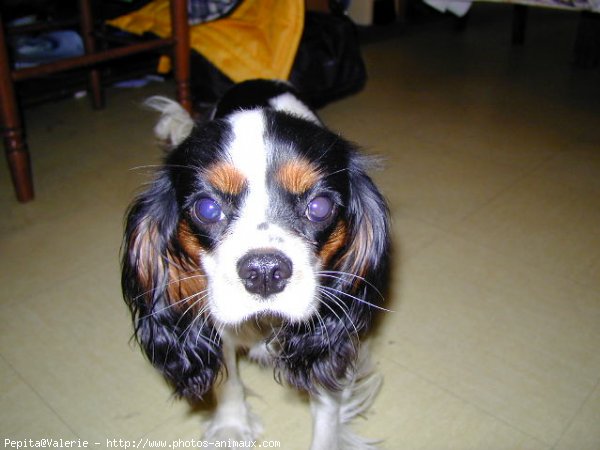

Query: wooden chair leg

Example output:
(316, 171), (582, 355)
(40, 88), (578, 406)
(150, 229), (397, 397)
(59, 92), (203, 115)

(0, 15), (34, 202)
(170, 0), (192, 112)
(1, 1), (190, 202)
(79, 0), (104, 109)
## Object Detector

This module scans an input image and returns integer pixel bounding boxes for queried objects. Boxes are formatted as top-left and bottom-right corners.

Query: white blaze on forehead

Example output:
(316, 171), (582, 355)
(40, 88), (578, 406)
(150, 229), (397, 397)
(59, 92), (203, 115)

(226, 109), (268, 184)
(226, 109), (269, 222)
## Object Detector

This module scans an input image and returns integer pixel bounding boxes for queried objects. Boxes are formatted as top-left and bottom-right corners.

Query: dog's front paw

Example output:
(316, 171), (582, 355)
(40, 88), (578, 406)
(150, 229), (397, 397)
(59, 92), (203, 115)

(203, 409), (263, 447)
(247, 342), (275, 367)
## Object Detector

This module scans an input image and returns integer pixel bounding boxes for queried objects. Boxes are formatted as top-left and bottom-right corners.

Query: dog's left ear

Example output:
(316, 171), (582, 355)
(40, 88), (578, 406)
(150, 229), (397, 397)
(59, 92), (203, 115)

(343, 155), (391, 299)
(278, 155), (390, 392)
(121, 169), (222, 400)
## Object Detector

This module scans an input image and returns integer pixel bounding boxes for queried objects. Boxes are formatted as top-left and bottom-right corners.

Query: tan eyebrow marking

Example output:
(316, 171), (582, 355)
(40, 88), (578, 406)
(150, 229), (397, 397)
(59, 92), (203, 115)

(206, 162), (247, 195)
(277, 159), (321, 194)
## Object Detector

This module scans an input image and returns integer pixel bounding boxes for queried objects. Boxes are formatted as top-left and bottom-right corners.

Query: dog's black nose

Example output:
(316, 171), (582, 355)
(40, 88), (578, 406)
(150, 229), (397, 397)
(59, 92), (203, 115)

(237, 251), (293, 298)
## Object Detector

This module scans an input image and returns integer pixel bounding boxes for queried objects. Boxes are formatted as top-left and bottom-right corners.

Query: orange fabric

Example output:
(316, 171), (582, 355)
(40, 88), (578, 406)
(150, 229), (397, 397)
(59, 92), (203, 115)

(108, 0), (304, 82)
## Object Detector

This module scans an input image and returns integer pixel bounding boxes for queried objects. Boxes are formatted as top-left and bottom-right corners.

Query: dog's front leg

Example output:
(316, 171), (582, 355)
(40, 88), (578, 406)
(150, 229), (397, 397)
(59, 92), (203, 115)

(309, 346), (382, 450)
(203, 332), (262, 445)
(309, 388), (343, 450)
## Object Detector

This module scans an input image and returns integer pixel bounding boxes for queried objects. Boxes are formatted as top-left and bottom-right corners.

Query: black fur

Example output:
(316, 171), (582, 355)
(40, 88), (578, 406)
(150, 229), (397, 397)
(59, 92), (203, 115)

(122, 169), (223, 400)
(212, 79), (306, 120)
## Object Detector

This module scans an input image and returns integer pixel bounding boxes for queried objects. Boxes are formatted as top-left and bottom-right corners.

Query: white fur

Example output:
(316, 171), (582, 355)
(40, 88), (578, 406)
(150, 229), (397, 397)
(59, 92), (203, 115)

(203, 330), (263, 449)
(205, 329), (382, 450)
(144, 96), (194, 146)
(201, 110), (319, 326)
(309, 344), (382, 450)
(269, 92), (322, 125)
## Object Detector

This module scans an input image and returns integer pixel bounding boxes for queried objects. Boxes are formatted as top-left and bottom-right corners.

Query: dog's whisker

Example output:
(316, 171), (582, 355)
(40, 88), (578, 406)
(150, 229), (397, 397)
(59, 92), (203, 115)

(159, 297), (212, 368)
(318, 288), (360, 339)
(318, 289), (360, 356)
(192, 323), (221, 356)
(180, 302), (212, 342)
(317, 294), (346, 332)
(323, 167), (349, 179)
(267, 322), (285, 352)
(177, 308), (221, 363)
(141, 288), (208, 320)
(140, 295), (199, 321)
(314, 136), (341, 164)
(318, 270), (386, 303)
(132, 271), (207, 302)
(173, 291), (210, 332)
(320, 285), (394, 313)
(317, 270), (385, 300)
(313, 309), (332, 352)
(128, 163), (200, 172)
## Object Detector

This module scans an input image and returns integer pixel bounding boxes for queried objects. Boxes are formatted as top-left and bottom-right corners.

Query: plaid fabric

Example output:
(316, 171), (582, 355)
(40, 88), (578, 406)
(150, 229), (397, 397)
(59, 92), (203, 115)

(188, 0), (242, 24)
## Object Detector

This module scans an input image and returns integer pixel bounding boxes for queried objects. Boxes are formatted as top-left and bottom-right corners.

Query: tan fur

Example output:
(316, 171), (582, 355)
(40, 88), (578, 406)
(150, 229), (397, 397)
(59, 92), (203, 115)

(319, 220), (348, 266)
(276, 159), (322, 194)
(165, 222), (207, 311)
(206, 162), (247, 195)
(345, 216), (375, 280)
(131, 218), (206, 312)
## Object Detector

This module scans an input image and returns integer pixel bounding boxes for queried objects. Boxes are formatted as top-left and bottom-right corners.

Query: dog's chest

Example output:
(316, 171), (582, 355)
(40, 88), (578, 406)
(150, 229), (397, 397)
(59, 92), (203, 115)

(223, 317), (283, 358)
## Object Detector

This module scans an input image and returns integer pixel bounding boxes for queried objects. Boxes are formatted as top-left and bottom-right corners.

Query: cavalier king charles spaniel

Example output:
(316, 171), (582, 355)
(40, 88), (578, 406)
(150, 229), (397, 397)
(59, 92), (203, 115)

(122, 80), (390, 450)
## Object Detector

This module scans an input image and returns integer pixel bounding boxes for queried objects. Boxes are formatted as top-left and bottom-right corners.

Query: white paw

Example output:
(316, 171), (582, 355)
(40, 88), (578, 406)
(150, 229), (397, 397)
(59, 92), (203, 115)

(247, 342), (275, 367)
(203, 409), (263, 447)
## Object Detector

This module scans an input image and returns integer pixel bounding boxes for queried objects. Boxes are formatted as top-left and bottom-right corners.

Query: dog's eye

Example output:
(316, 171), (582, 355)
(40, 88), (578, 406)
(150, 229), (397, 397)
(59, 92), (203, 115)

(306, 196), (333, 222)
(193, 198), (223, 224)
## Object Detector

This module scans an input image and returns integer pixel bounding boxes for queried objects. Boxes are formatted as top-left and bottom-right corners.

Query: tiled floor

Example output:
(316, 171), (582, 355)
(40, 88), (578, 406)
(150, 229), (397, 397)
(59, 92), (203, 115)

(1, 5), (599, 449)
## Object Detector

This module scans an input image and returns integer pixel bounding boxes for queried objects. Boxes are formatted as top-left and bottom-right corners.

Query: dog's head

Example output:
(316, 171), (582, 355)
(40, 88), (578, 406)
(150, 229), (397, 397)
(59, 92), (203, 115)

(122, 81), (390, 399)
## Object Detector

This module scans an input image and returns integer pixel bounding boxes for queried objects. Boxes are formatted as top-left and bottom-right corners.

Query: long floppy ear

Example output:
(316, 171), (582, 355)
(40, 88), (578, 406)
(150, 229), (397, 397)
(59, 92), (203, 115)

(340, 154), (391, 309)
(121, 170), (222, 400)
(278, 155), (390, 392)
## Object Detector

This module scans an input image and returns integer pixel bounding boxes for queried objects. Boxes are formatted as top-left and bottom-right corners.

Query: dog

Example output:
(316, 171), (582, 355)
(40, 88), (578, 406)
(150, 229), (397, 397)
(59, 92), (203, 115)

(121, 80), (390, 450)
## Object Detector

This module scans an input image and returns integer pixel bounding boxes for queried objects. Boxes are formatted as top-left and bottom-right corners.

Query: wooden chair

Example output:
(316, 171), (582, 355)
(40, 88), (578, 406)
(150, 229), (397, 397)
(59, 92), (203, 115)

(0, 0), (191, 202)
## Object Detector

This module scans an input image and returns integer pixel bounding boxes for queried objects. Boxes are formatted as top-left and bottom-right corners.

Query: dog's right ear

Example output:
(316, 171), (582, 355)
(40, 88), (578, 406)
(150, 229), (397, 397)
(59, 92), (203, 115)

(121, 168), (222, 400)
(145, 96), (194, 146)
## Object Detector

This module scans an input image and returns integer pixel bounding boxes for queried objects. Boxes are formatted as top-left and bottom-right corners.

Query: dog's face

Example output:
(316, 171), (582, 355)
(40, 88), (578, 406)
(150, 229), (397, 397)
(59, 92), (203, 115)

(122, 85), (389, 399)
(173, 109), (352, 325)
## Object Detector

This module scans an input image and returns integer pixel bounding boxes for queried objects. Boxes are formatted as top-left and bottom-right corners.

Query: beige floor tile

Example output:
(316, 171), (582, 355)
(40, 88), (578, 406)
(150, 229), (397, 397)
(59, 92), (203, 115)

(377, 234), (600, 444)
(555, 381), (600, 450)
(0, 357), (77, 440)
(0, 201), (122, 303)
(431, 117), (563, 174)
(368, 358), (548, 450)
(0, 266), (188, 441)
(456, 146), (600, 287)
(387, 212), (444, 264)
(371, 135), (531, 228)
(142, 415), (210, 448)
